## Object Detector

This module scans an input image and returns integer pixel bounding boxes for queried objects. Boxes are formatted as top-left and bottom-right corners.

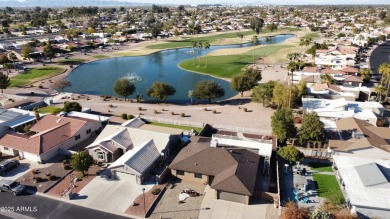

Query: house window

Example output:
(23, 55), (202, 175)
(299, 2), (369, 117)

(177, 170), (184, 176)
(97, 151), (104, 160)
(3, 147), (8, 151)
(194, 173), (202, 179)
(86, 129), (91, 134)
(75, 135), (80, 140)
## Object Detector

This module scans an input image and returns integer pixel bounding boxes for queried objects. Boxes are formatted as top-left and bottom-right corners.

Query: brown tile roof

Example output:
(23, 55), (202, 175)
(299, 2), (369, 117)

(0, 115), (91, 155)
(312, 83), (342, 92)
(31, 115), (87, 136)
(343, 75), (363, 83)
(337, 46), (358, 55)
(321, 68), (345, 75)
(332, 118), (390, 152)
(303, 66), (318, 73)
(342, 67), (359, 73)
(170, 136), (260, 196)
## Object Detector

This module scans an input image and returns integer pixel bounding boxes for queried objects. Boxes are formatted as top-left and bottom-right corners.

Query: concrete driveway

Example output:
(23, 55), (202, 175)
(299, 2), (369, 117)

(0, 159), (52, 181)
(199, 187), (278, 219)
(72, 171), (154, 214)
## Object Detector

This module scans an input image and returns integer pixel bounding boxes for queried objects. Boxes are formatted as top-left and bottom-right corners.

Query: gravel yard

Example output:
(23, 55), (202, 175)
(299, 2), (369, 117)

(150, 180), (206, 219)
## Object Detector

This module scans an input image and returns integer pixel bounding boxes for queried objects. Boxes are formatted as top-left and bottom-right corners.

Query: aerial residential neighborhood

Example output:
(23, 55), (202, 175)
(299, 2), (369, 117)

(0, 1), (390, 219)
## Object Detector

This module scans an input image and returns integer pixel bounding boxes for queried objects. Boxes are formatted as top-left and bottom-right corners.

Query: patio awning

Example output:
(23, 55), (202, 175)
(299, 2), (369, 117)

(6, 116), (36, 129)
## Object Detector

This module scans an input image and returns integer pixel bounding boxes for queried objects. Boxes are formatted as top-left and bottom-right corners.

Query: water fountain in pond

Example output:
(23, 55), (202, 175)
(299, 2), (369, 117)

(123, 72), (143, 83)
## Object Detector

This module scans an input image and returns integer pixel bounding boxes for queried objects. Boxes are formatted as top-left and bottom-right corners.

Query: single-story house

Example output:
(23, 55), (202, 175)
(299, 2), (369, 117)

(87, 124), (182, 163)
(333, 154), (390, 219)
(108, 139), (160, 184)
(0, 114), (102, 162)
(170, 136), (261, 205)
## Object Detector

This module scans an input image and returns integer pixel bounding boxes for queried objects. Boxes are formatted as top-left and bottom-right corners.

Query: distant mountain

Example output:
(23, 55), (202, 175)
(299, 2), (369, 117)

(0, 0), (155, 7)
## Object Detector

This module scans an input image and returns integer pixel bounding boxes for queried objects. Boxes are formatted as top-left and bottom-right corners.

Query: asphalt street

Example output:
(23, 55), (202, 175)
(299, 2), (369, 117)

(0, 191), (130, 219)
(370, 41), (390, 74)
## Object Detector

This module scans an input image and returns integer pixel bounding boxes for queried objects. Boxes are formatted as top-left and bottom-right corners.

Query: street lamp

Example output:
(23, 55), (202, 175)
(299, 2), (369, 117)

(284, 164), (289, 175)
(142, 188), (146, 216)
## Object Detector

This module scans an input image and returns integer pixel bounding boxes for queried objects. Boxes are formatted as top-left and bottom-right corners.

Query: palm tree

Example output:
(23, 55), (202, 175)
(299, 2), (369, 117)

(191, 41), (198, 64)
(375, 85), (386, 102)
(321, 74), (336, 84)
(196, 42), (203, 67)
(251, 35), (259, 67)
(286, 52), (301, 62)
(378, 63), (390, 98)
(203, 42), (210, 67)
(299, 38), (312, 53)
(287, 61), (299, 108)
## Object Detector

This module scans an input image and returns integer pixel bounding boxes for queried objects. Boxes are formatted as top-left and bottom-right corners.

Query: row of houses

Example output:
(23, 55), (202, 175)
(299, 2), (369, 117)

(0, 107), (275, 205)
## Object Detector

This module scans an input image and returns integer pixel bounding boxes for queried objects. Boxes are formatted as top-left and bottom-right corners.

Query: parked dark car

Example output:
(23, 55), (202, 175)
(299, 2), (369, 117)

(0, 159), (20, 175)
(0, 179), (25, 196)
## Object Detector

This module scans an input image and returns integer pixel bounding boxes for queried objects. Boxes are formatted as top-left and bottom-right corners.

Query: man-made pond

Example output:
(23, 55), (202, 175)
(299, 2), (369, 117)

(64, 34), (295, 103)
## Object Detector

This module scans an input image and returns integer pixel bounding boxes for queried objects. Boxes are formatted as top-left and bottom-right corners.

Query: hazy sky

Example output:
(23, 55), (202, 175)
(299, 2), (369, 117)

(14, 0), (390, 5)
(121, 0), (390, 4)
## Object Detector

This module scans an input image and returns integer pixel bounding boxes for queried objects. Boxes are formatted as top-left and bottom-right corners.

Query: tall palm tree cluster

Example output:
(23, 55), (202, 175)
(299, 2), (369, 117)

(375, 63), (390, 102)
(191, 41), (210, 68)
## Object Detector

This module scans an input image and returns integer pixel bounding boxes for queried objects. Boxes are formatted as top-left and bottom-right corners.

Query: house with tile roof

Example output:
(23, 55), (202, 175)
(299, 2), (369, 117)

(0, 114), (102, 163)
(108, 140), (160, 184)
(328, 117), (390, 154)
(315, 45), (358, 69)
(170, 136), (268, 205)
(86, 124), (182, 163)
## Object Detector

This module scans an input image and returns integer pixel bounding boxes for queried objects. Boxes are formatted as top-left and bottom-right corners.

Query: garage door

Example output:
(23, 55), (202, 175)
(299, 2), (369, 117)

(218, 191), (246, 204)
(115, 171), (137, 183)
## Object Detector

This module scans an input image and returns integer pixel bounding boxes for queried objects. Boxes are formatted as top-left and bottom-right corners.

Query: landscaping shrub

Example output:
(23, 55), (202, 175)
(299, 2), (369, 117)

(48, 175), (56, 181)
(171, 112), (175, 115)
(212, 110), (217, 114)
(121, 113), (128, 120)
(34, 177), (42, 183)
(180, 113), (185, 117)
(154, 110), (158, 114)
(38, 85), (43, 89)
(152, 188), (161, 195)
(63, 164), (72, 170)
(138, 107), (142, 111)
(326, 191), (345, 206)
(31, 169), (38, 175)
(127, 114), (134, 120)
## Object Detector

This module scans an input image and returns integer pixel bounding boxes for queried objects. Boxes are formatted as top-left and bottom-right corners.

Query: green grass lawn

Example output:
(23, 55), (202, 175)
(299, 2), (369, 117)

(179, 44), (293, 78)
(147, 28), (299, 50)
(57, 58), (87, 65)
(312, 174), (345, 205)
(37, 106), (62, 114)
(301, 32), (320, 40)
(92, 55), (109, 59)
(147, 30), (255, 49)
(149, 122), (202, 133)
(309, 162), (333, 172)
(10, 66), (65, 87)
